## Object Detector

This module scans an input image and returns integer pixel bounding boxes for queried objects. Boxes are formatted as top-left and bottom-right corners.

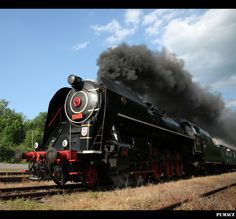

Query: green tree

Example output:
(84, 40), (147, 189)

(0, 99), (47, 162)
(0, 99), (26, 162)
(23, 112), (47, 150)
(2, 113), (25, 144)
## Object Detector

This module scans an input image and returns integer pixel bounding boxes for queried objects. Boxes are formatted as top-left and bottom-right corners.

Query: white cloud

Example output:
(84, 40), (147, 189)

(106, 27), (135, 44)
(145, 20), (162, 36)
(142, 11), (156, 25)
(125, 9), (143, 25)
(225, 99), (236, 111)
(142, 9), (176, 36)
(142, 9), (163, 26)
(161, 9), (236, 88)
(92, 19), (120, 33)
(72, 41), (89, 51)
(91, 19), (136, 45)
(212, 75), (236, 90)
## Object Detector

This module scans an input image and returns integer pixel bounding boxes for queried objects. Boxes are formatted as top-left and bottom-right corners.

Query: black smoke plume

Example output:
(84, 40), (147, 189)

(97, 43), (236, 147)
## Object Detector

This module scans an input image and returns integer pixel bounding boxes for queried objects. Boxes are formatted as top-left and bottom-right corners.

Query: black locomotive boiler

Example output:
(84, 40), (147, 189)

(16, 75), (236, 187)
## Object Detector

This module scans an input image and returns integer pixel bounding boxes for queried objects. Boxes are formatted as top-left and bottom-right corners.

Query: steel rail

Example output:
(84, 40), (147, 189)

(0, 184), (86, 200)
(0, 183), (83, 193)
(155, 182), (236, 210)
(0, 171), (29, 176)
(0, 183), (111, 201)
(0, 176), (29, 183)
(0, 184), (58, 193)
(0, 187), (86, 200)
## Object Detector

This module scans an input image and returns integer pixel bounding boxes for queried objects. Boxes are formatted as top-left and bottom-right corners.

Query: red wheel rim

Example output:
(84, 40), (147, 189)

(175, 152), (183, 177)
(84, 165), (98, 188)
(175, 161), (183, 177)
(151, 163), (161, 180)
(163, 151), (173, 178)
(164, 161), (173, 178)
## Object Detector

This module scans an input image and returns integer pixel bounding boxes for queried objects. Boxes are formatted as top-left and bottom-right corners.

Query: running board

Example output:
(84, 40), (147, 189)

(29, 176), (41, 181)
(78, 150), (102, 154)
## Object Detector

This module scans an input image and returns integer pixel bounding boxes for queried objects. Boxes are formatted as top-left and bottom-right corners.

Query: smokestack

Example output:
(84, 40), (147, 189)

(97, 43), (236, 147)
(68, 75), (84, 90)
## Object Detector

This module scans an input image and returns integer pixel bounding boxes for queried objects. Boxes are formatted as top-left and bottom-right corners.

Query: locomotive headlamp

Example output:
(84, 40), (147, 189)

(68, 75), (84, 90)
(34, 142), (39, 149)
(62, 139), (68, 148)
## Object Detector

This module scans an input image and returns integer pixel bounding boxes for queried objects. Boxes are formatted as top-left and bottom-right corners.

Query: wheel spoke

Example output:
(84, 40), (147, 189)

(52, 165), (67, 186)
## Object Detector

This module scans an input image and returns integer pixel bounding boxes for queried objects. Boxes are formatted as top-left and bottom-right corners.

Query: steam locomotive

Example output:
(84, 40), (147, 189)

(15, 75), (236, 187)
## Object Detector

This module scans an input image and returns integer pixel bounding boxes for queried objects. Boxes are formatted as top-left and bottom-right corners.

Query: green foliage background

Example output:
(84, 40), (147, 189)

(0, 99), (47, 163)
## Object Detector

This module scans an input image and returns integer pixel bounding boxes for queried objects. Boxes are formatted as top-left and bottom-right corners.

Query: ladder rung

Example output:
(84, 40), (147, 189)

(92, 126), (103, 148)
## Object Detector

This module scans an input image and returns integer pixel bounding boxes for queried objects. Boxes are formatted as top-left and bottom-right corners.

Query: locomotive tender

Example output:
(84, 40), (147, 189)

(16, 75), (236, 187)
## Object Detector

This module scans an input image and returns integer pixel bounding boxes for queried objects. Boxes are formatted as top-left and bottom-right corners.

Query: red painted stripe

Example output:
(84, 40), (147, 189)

(48, 107), (62, 127)
(69, 172), (80, 175)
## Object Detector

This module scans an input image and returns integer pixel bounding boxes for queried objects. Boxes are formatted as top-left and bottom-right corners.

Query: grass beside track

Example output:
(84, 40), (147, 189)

(0, 172), (236, 210)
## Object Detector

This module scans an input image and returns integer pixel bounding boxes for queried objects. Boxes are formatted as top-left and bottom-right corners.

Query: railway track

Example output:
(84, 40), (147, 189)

(0, 184), (87, 200)
(1, 175), (235, 208)
(0, 171), (29, 183)
(0, 184), (58, 193)
(0, 176), (29, 183)
(0, 171), (29, 176)
(0, 182), (112, 201)
(155, 182), (236, 210)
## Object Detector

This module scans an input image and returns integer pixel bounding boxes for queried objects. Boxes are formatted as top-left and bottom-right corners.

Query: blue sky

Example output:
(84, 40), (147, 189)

(0, 9), (236, 120)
